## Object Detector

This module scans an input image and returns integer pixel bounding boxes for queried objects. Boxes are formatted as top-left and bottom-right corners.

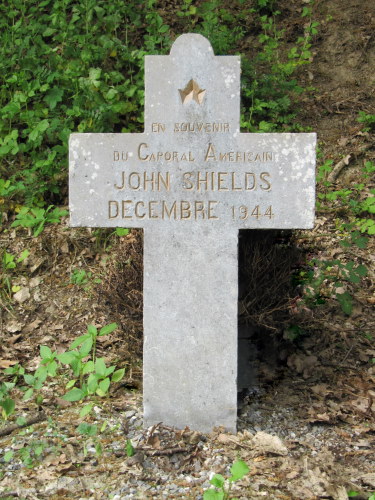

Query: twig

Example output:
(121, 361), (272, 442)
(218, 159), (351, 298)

(114, 446), (194, 458)
(0, 411), (47, 438)
(144, 446), (194, 457)
(327, 154), (352, 182)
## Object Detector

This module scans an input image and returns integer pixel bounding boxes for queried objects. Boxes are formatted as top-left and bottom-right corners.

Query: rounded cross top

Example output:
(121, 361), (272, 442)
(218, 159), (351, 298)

(170, 33), (214, 57)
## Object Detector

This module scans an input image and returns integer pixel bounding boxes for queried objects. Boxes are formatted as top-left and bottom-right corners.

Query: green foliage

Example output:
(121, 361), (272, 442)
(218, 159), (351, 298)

(0, 0), (320, 209)
(0, 0), (159, 206)
(16, 438), (48, 468)
(57, 323), (124, 407)
(1, 249), (30, 297)
(204, 460), (250, 499)
(1, 323), (124, 421)
(70, 268), (91, 285)
(11, 206), (68, 236)
(357, 111), (375, 132)
(77, 422), (98, 436)
(0, 380), (16, 419)
(297, 258), (368, 315)
(115, 227), (130, 237)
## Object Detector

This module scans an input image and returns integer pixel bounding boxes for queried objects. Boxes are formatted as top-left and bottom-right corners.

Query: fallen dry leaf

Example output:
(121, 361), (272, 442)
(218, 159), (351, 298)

(0, 359), (18, 369)
(252, 432), (288, 457)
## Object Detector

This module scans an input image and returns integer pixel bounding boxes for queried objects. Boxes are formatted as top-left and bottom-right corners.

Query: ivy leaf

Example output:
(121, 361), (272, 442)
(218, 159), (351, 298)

(44, 87), (64, 109)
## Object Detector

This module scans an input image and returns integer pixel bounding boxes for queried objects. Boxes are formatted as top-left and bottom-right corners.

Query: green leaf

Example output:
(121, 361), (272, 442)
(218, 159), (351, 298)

(22, 388), (34, 401)
(203, 490), (224, 500)
(229, 460), (250, 482)
(40, 345), (52, 360)
(77, 422), (97, 436)
(99, 322), (118, 336)
(89, 67), (102, 82)
(70, 334), (90, 349)
(17, 249), (30, 263)
(65, 379), (76, 389)
(4, 450), (14, 462)
(79, 403), (94, 418)
(63, 388), (86, 401)
(88, 324), (98, 337)
(82, 360), (95, 375)
(104, 365), (115, 377)
(35, 365), (48, 381)
(47, 360), (58, 376)
(79, 337), (93, 357)
(57, 351), (77, 364)
(356, 264), (367, 277)
(210, 474), (225, 488)
(44, 87), (64, 110)
(126, 439), (135, 457)
(112, 368), (125, 383)
(115, 228), (129, 236)
(0, 398), (15, 417)
(95, 358), (106, 376)
(24, 374), (35, 385)
(98, 377), (110, 394)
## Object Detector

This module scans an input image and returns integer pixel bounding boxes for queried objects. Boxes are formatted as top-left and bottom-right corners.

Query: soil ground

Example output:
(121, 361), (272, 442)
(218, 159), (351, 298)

(0, 0), (374, 498)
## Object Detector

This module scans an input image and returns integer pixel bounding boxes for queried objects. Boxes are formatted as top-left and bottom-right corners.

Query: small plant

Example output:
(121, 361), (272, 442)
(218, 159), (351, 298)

(68, 322), (118, 364)
(9, 437), (48, 469)
(1, 249), (29, 296)
(203, 460), (250, 500)
(357, 111), (375, 132)
(56, 323), (125, 405)
(126, 438), (135, 457)
(11, 206), (68, 237)
(297, 258), (368, 315)
(0, 381), (16, 420)
(70, 268), (102, 289)
(76, 422), (103, 457)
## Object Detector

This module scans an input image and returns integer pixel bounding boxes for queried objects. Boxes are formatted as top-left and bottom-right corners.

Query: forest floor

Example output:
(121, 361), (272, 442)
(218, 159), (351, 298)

(0, 0), (374, 498)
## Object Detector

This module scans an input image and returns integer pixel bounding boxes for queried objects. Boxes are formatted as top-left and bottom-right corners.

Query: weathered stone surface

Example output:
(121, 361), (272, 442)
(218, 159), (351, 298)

(69, 34), (316, 433)
(143, 226), (238, 432)
(69, 34), (315, 231)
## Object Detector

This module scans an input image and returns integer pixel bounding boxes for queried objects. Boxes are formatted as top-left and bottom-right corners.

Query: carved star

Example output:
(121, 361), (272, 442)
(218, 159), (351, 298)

(179, 79), (206, 105)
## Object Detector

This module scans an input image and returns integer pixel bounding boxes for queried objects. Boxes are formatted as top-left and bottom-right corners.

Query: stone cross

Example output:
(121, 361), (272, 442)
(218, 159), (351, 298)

(69, 34), (316, 433)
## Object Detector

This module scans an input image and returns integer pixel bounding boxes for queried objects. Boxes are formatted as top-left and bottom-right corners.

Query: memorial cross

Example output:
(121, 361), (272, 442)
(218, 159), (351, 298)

(69, 34), (316, 433)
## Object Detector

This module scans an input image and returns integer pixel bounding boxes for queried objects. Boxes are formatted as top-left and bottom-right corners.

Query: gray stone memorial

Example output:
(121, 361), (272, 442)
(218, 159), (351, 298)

(69, 34), (316, 433)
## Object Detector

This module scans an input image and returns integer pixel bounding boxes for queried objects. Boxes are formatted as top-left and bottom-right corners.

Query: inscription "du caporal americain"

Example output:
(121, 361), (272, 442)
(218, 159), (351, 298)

(114, 143), (274, 163)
